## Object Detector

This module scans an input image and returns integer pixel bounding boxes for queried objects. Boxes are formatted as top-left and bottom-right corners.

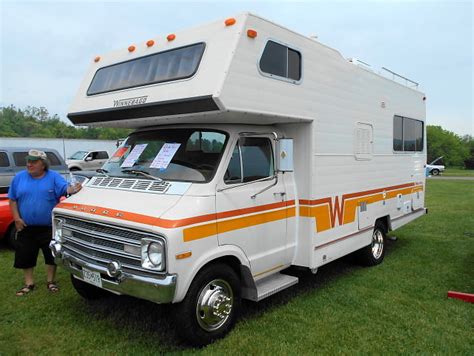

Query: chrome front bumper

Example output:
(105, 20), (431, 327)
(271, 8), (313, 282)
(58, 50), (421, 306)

(55, 251), (177, 304)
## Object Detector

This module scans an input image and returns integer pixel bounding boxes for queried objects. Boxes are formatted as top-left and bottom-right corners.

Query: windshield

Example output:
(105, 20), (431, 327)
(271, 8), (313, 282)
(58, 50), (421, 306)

(102, 129), (228, 183)
(69, 151), (88, 160)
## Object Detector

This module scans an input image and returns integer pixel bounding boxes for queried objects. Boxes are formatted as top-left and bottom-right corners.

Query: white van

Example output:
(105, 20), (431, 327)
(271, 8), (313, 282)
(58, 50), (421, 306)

(51, 13), (426, 345)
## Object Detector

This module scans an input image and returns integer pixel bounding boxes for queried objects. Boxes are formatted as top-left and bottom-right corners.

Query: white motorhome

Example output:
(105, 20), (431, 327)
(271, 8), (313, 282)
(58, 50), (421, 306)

(51, 13), (426, 345)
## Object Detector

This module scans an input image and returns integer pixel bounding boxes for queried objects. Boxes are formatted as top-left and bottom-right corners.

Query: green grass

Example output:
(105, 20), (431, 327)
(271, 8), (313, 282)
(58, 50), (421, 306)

(443, 167), (474, 177)
(1, 180), (473, 354)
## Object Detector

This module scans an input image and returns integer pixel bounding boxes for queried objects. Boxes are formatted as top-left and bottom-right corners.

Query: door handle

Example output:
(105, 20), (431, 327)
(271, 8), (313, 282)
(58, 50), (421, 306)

(273, 192), (286, 197)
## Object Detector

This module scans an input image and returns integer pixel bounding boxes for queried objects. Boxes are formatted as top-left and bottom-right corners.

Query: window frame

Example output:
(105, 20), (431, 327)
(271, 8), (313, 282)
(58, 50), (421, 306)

(0, 151), (10, 168)
(87, 42), (206, 96)
(224, 136), (275, 185)
(392, 115), (424, 153)
(258, 39), (303, 85)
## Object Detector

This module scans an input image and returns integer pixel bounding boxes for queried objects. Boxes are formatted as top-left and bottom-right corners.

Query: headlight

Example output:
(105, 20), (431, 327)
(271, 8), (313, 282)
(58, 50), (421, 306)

(53, 218), (64, 242)
(141, 239), (165, 271)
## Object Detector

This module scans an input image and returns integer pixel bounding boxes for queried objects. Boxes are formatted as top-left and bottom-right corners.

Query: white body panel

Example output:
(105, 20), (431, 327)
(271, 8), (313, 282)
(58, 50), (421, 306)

(56, 13), (426, 304)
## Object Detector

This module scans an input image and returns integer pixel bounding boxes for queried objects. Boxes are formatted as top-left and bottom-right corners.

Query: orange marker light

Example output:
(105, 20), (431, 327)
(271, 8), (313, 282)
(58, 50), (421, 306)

(128, 45), (136, 52)
(225, 18), (236, 26)
(167, 34), (176, 41)
(94, 56), (101, 63)
(176, 251), (192, 260)
(146, 40), (155, 47)
(247, 29), (257, 38)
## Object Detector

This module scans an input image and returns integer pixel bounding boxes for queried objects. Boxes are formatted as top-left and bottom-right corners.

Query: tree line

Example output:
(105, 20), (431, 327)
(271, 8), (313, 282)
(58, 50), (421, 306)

(1, 105), (472, 168)
(0, 105), (131, 140)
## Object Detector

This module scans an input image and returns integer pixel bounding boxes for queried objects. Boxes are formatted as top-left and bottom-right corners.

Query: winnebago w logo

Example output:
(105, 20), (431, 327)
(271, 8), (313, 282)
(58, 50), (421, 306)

(328, 196), (344, 227)
(113, 96), (148, 108)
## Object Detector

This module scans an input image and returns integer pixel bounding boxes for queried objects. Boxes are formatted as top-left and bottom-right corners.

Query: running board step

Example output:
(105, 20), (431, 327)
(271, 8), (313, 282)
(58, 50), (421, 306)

(250, 273), (298, 302)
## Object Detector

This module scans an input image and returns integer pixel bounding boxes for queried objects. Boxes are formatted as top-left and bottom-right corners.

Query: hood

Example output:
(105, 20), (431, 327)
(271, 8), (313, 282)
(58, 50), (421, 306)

(55, 185), (184, 227)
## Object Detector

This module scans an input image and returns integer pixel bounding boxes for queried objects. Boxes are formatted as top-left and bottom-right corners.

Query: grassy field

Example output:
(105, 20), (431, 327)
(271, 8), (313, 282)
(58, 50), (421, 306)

(0, 180), (473, 354)
(443, 167), (474, 177)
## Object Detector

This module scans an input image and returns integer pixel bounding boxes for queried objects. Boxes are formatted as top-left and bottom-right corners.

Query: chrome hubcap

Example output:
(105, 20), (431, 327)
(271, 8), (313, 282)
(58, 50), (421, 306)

(371, 229), (384, 259)
(196, 279), (234, 331)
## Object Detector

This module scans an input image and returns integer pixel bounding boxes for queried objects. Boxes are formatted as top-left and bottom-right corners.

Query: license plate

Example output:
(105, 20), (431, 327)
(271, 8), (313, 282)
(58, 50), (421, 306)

(82, 268), (102, 288)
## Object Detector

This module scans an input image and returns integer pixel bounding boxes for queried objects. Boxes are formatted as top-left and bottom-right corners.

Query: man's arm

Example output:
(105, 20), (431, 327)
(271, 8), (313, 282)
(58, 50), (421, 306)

(9, 199), (26, 232)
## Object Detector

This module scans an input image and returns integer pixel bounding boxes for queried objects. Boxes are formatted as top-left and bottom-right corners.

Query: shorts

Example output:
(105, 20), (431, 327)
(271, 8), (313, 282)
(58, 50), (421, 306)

(14, 226), (55, 269)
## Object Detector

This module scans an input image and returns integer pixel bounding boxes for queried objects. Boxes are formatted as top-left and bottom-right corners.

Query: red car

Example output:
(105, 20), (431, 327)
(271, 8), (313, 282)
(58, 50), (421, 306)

(0, 193), (15, 246)
(0, 193), (67, 247)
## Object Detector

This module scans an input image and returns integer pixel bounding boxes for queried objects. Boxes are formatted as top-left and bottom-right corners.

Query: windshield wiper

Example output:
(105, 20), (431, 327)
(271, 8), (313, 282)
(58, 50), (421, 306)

(96, 168), (110, 177)
(121, 169), (163, 182)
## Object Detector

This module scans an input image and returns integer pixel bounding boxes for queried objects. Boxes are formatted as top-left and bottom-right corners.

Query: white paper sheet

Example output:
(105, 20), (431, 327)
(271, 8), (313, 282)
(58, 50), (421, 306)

(120, 143), (148, 168)
(150, 143), (181, 169)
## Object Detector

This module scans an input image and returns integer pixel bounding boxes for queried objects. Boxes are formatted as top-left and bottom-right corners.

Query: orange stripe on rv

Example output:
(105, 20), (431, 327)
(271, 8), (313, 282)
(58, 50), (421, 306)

(299, 182), (424, 232)
(183, 206), (296, 242)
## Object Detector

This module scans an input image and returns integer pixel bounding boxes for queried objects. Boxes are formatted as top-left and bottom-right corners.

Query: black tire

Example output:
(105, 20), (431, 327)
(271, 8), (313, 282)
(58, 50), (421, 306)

(175, 263), (241, 347)
(358, 223), (386, 266)
(431, 169), (440, 176)
(70, 274), (108, 300)
(69, 167), (81, 171)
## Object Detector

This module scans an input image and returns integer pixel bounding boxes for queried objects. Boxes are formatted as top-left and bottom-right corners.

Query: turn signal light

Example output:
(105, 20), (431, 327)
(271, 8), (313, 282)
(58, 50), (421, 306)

(225, 18), (236, 26)
(247, 29), (257, 38)
(167, 34), (176, 41)
(176, 251), (192, 260)
(94, 56), (101, 63)
(146, 40), (155, 47)
(128, 45), (136, 52)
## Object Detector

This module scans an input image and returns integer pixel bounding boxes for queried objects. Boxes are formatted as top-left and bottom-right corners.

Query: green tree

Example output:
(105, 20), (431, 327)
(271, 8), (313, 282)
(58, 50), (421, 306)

(0, 105), (131, 140)
(427, 125), (469, 166)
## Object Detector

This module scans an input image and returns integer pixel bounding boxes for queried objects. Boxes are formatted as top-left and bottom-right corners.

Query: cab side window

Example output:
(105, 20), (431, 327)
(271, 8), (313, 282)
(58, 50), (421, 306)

(224, 137), (274, 184)
(0, 152), (10, 167)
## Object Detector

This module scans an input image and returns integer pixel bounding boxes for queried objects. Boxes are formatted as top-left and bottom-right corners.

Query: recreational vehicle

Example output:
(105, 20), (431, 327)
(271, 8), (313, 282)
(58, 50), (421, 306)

(51, 13), (426, 345)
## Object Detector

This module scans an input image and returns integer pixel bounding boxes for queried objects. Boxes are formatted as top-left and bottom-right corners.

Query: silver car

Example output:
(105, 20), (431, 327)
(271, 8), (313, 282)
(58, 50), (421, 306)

(0, 147), (68, 193)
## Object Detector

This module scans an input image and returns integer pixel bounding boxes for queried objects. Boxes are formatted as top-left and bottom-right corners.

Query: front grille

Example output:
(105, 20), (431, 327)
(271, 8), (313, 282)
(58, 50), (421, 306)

(58, 215), (165, 275)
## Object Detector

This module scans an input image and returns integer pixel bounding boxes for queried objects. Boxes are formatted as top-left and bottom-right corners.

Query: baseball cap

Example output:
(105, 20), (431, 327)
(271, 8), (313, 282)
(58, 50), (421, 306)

(26, 149), (47, 161)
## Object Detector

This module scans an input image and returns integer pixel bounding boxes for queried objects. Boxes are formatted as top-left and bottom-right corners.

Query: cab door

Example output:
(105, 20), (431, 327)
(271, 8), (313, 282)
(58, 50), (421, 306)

(216, 135), (289, 276)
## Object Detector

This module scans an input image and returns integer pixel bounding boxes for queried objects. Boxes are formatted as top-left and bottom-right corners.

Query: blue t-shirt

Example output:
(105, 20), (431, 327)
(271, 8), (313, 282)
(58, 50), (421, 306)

(8, 170), (68, 226)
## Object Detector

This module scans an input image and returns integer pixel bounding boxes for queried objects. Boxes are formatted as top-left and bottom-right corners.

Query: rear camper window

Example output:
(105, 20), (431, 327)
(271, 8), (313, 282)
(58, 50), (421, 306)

(87, 43), (206, 95)
(393, 115), (424, 152)
(259, 41), (301, 82)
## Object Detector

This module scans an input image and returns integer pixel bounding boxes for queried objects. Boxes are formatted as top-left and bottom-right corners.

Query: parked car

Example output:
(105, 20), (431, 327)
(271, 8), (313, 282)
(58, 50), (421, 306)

(66, 150), (109, 171)
(0, 147), (68, 194)
(0, 193), (14, 246)
(427, 156), (445, 176)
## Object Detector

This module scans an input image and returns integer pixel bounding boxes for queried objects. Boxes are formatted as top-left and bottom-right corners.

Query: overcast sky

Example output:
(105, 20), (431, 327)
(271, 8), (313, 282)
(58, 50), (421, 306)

(1, 0), (472, 135)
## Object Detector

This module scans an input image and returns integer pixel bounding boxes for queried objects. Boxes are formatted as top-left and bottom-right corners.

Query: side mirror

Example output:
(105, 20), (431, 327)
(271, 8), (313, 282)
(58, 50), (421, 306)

(276, 138), (294, 172)
(85, 156), (93, 162)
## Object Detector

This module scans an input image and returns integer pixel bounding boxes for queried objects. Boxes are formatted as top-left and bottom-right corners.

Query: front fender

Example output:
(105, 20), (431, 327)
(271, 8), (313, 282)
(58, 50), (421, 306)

(173, 244), (250, 302)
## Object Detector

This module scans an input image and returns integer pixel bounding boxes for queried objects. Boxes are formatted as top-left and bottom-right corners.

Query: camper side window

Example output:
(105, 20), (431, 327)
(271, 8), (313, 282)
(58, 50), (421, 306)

(225, 137), (274, 184)
(259, 41), (301, 82)
(393, 115), (423, 152)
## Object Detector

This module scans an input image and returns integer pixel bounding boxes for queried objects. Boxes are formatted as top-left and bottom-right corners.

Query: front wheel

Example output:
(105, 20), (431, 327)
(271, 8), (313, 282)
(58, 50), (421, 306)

(431, 169), (440, 176)
(175, 263), (241, 346)
(357, 223), (386, 266)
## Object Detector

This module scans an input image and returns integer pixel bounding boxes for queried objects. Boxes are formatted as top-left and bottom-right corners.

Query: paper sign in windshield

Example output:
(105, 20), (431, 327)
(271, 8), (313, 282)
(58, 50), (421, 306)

(150, 143), (181, 170)
(120, 144), (147, 168)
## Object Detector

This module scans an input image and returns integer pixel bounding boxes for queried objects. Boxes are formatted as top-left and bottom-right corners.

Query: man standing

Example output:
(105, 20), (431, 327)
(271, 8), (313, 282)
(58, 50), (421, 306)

(9, 149), (81, 296)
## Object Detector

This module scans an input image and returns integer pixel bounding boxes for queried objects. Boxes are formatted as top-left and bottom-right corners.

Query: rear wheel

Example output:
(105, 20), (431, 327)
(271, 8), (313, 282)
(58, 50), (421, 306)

(70, 274), (108, 300)
(175, 263), (241, 346)
(358, 223), (386, 266)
